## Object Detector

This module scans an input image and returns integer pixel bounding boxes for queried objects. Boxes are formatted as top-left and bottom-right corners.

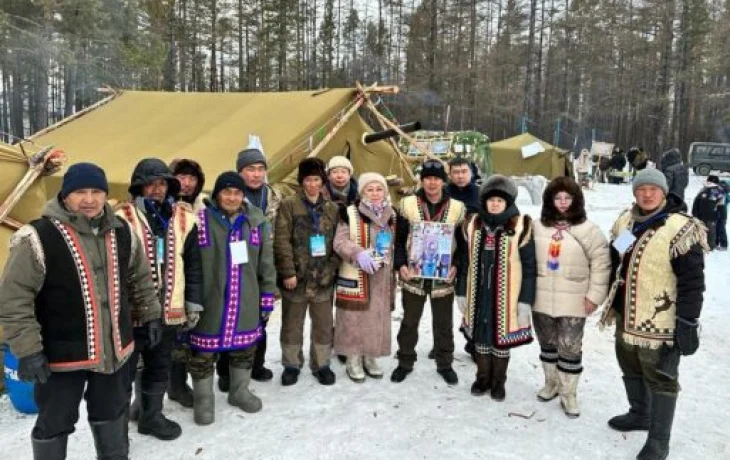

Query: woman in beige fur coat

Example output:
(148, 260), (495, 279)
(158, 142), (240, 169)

(533, 176), (611, 417)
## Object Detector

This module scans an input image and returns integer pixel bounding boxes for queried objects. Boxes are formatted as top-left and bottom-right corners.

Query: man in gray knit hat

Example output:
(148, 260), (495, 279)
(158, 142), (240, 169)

(601, 167), (706, 460)
(215, 140), (283, 390)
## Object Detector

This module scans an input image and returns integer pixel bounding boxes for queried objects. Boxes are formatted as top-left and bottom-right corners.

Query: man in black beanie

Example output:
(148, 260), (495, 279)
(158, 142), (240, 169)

(0, 162), (162, 459)
(116, 158), (203, 441)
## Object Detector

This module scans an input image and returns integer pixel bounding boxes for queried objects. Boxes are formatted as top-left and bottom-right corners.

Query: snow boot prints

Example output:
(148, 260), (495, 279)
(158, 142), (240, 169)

(228, 365), (263, 413)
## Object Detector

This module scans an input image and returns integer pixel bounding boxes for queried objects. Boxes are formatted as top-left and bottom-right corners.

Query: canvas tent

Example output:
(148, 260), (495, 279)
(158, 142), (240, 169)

(29, 87), (415, 201)
(490, 133), (572, 180)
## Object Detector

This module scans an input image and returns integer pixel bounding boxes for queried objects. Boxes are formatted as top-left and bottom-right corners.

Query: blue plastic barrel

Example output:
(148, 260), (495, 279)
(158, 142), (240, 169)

(2, 344), (39, 414)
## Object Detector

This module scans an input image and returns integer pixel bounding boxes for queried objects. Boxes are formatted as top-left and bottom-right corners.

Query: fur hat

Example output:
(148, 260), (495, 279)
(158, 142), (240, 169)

(357, 172), (388, 195)
(420, 159), (447, 181)
(297, 157), (327, 185)
(212, 171), (247, 200)
(707, 175), (720, 185)
(170, 158), (206, 197)
(479, 174), (518, 206)
(327, 156), (353, 174)
(541, 176), (586, 226)
(60, 163), (109, 198)
(633, 168), (668, 195)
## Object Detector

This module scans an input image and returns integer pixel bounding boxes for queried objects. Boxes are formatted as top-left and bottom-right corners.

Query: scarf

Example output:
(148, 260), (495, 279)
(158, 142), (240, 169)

(360, 197), (389, 219)
(478, 203), (519, 230)
(631, 200), (667, 225)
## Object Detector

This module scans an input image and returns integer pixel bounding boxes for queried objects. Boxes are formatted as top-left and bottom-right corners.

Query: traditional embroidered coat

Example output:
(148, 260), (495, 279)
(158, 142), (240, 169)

(395, 191), (465, 298)
(189, 200), (276, 352)
(459, 212), (537, 349)
(602, 196), (707, 349)
(332, 202), (397, 357)
(116, 200), (201, 326)
(0, 198), (161, 373)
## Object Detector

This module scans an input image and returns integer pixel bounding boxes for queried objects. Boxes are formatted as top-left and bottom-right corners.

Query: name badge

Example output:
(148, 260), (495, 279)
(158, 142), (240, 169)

(612, 229), (637, 254)
(375, 230), (392, 257)
(310, 234), (326, 257)
(156, 237), (165, 264)
(230, 240), (249, 265)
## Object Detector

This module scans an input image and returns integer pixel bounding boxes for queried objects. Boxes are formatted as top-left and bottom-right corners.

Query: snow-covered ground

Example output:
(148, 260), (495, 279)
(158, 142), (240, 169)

(2, 175), (729, 459)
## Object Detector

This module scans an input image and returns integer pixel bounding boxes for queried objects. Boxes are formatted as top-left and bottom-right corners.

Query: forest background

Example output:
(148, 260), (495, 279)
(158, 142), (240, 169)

(2, 0), (730, 158)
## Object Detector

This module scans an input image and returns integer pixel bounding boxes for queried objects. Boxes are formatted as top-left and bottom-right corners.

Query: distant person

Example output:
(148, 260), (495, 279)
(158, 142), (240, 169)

(692, 175), (725, 250)
(660, 148), (689, 203)
(576, 149), (592, 188)
(608, 147), (627, 184)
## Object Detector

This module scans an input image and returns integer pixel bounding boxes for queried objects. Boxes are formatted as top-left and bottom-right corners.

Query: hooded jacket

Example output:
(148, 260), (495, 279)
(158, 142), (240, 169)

(660, 150), (689, 201)
(0, 198), (161, 373)
(170, 158), (206, 209)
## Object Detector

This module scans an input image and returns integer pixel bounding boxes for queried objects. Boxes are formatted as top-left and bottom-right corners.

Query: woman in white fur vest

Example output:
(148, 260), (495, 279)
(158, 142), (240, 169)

(532, 176), (611, 417)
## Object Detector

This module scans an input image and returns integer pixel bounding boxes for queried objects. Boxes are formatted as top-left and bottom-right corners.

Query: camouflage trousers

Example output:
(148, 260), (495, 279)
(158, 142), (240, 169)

(533, 312), (586, 374)
(189, 346), (257, 380)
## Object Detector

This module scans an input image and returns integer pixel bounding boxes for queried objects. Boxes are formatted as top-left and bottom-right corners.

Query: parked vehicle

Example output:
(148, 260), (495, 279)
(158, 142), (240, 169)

(688, 142), (730, 175)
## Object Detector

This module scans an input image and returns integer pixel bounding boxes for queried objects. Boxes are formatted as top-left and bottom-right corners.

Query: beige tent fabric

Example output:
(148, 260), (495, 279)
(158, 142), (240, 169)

(0, 141), (49, 269)
(490, 133), (571, 180)
(31, 89), (412, 201)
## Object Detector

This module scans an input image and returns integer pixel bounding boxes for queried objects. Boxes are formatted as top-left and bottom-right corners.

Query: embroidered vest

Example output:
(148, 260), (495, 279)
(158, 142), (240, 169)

(116, 202), (195, 326)
(605, 211), (706, 349)
(32, 217), (133, 370)
(463, 214), (534, 349)
(399, 195), (465, 297)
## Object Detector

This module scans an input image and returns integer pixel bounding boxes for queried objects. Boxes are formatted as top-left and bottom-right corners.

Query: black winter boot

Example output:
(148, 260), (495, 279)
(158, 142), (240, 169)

(138, 383), (182, 441)
(471, 354), (491, 396)
(217, 352), (230, 392)
(31, 433), (68, 460)
(281, 367), (300, 386)
(167, 361), (194, 408)
(490, 355), (509, 401)
(636, 392), (677, 460)
(437, 367), (458, 385)
(90, 414), (130, 460)
(129, 373), (142, 422)
(390, 366), (412, 383)
(608, 376), (651, 432)
(252, 333), (273, 382)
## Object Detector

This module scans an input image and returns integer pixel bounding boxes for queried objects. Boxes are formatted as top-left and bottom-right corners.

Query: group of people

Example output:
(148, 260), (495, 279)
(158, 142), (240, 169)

(0, 145), (706, 460)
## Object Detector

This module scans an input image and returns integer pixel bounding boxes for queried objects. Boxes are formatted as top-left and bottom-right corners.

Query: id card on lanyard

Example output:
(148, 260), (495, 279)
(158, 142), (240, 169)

(156, 237), (165, 266)
(303, 197), (326, 257)
(375, 229), (392, 256)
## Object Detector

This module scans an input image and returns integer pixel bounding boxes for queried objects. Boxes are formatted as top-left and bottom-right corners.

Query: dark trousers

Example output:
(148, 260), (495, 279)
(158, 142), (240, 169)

(128, 325), (176, 392)
(33, 360), (131, 439)
(191, 346), (256, 380)
(615, 319), (680, 394)
(217, 319), (268, 378)
(717, 211), (728, 248)
(280, 297), (334, 371)
(396, 290), (455, 371)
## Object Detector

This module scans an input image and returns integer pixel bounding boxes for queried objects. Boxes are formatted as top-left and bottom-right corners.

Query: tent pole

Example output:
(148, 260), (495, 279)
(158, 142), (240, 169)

(303, 93), (368, 160)
(355, 83), (416, 181)
(29, 91), (121, 140)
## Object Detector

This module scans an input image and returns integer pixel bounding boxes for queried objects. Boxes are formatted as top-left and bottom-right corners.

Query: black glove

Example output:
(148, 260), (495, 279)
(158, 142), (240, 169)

(675, 317), (700, 356)
(18, 352), (51, 384)
(146, 319), (163, 349)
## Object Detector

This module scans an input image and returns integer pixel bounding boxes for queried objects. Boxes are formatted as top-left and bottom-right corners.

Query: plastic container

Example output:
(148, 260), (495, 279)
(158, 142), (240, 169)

(2, 344), (38, 414)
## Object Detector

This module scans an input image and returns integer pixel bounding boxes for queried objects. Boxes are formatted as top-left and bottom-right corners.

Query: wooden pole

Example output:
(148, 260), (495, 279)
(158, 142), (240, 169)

(29, 92), (120, 140)
(355, 83), (416, 181)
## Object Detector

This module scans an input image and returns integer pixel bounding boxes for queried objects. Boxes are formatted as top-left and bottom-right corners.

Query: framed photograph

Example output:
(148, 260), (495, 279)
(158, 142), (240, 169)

(408, 222), (455, 280)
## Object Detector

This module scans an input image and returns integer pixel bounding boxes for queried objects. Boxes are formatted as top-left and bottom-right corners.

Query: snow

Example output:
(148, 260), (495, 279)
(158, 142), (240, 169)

(2, 175), (730, 459)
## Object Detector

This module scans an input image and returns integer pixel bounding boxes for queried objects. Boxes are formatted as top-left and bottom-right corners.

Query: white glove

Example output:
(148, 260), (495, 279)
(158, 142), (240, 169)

(517, 302), (532, 328)
(456, 296), (467, 314)
(186, 311), (200, 329)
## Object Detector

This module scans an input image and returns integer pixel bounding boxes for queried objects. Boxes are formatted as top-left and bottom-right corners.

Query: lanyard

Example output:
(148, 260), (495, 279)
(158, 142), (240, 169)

(302, 197), (322, 233)
(212, 207), (247, 234)
(145, 199), (170, 231)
